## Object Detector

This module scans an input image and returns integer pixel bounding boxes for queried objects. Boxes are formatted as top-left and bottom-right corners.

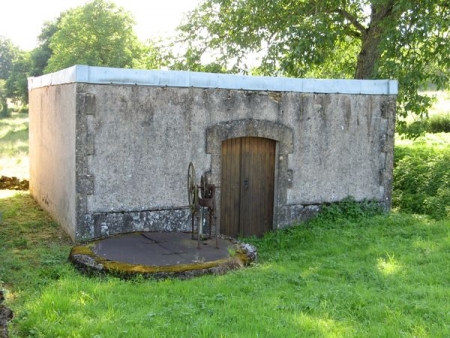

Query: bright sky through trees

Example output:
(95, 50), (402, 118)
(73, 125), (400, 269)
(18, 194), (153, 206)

(0, 0), (200, 51)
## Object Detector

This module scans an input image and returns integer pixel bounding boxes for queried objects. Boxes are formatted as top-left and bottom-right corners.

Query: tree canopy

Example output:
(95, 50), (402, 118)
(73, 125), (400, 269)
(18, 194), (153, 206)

(3, 0), (165, 104)
(45, 0), (143, 73)
(0, 36), (20, 80)
(178, 0), (450, 123)
(6, 52), (31, 104)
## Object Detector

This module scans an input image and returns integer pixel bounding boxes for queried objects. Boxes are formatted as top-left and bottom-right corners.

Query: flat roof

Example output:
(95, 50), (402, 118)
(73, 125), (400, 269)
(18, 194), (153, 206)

(28, 65), (398, 95)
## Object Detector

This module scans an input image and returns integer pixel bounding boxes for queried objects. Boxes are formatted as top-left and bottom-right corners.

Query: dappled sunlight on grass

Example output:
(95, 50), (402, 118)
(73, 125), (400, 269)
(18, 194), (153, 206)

(293, 313), (354, 337)
(0, 155), (29, 178)
(395, 132), (450, 148)
(0, 189), (18, 199)
(376, 254), (402, 276)
(0, 112), (29, 178)
(426, 91), (450, 116)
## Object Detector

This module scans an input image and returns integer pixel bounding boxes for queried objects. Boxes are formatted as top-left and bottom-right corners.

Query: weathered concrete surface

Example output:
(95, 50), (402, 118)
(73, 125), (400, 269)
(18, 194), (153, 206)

(28, 67), (396, 242)
(29, 84), (77, 239)
(69, 232), (257, 279)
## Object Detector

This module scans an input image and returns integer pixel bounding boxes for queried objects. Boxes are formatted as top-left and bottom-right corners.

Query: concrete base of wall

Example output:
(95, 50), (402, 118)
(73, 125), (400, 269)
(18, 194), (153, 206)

(79, 208), (192, 240)
(76, 203), (325, 241)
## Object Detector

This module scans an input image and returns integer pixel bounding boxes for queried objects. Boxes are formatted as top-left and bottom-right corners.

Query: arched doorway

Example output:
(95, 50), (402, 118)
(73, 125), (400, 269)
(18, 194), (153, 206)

(221, 137), (276, 237)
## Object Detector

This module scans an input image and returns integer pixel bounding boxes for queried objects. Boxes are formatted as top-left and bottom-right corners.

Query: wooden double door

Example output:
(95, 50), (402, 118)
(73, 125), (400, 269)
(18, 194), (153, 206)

(221, 137), (276, 238)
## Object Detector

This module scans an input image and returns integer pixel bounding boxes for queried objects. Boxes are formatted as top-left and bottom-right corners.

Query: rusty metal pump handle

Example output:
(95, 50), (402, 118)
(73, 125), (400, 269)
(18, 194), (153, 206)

(187, 162), (198, 213)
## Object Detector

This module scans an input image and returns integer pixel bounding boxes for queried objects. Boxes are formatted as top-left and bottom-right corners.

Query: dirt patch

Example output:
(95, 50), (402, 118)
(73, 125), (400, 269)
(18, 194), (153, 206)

(0, 176), (29, 190)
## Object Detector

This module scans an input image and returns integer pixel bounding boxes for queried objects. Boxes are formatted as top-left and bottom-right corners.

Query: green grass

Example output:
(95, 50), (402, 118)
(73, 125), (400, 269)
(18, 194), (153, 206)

(0, 112), (29, 178)
(0, 191), (73, 290)
(1, 191), (450, 337)
(426, 91), (450, 117)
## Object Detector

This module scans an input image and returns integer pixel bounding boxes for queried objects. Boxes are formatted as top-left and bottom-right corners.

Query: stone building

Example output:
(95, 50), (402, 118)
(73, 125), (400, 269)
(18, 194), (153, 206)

(28, 65), (396, 242)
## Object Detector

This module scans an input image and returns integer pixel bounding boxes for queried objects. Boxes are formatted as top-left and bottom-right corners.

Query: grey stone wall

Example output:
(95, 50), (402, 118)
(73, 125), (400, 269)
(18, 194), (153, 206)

(28, 67), (396, 242)
(29, 84), (77, 239)
(72, 85), (395, 241)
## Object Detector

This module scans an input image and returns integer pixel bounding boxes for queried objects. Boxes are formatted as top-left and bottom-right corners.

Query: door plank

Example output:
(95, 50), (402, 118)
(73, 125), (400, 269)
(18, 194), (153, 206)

(220, 138), (241, 237)
(221, 137), (275, 238)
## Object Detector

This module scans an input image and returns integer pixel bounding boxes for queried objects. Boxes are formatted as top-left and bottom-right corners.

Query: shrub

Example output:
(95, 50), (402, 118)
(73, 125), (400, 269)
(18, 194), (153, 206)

(18, 105), (28, 114)
(317, 196), (383, 222)
(427, 114), (450, 133)
(393, 144), (450, 219)
(0, 105), (11, 118)
(399, 114), (450, 136)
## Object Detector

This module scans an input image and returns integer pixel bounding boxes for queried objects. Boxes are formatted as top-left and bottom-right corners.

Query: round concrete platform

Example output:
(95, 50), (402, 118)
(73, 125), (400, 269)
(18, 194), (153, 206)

(69, 232), (257, 279)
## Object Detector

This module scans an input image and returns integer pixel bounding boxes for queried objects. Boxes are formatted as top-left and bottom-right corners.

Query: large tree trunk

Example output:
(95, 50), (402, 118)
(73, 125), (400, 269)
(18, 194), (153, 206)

(354, 2), (395, 79)
(354, 26), (383, 79)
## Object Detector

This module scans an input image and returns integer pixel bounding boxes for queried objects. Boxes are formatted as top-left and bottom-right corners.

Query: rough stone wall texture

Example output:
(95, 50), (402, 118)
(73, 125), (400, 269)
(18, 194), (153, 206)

(29, 84), (77, 239)
(29, 81), (396, 242)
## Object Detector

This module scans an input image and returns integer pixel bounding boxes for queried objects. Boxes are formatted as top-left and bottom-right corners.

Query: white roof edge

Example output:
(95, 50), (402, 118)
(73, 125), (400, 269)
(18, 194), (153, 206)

(28, 65), (398, 95)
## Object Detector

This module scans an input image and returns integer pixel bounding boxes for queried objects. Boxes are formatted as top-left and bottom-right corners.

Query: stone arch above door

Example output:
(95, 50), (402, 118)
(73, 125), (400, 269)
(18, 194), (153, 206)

(206, 119), (294, 233)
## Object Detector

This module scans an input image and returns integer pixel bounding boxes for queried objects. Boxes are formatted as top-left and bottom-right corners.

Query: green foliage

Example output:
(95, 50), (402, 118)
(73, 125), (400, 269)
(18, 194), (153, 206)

(0, 36), (19, 80)
(399, 114), (450, 136)
(5, 52), (31, 104)
(45, 0), (144, 73)
(1, 2), (166, 105)
(0, 21), (58, 105)
(131, 39), (171, 70)
(169, 47), (229, 73)
(0, 79), (8, 117)
(427, 114), (450, 133)
(179, 0), (450, 133)
(31, 19), (61, 77)
(393, 139), (450, 219)
(317, 196), (383, 223)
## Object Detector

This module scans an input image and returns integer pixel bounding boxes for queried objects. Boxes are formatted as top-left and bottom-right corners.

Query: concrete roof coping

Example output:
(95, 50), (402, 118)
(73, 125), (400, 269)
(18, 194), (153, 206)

(28, 65), (398, 95)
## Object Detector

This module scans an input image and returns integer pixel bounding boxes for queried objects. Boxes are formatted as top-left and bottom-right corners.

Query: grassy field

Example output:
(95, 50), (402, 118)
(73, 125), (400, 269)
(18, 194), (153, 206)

(1, 94), (450, 337)
(0, 112), (29, 179)
(426, 91), (450, 117)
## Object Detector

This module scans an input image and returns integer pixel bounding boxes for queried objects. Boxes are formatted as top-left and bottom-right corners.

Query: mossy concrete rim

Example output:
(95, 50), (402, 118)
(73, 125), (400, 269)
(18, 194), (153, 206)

(69, 232), (257, 279)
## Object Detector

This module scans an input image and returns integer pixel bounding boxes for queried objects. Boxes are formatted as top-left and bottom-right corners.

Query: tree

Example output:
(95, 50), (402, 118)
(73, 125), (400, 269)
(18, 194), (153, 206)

(45, 0), (143, 73)
(0, 37), (22, 111)
(6, 52), (32, 104)
(6, 1), (165, 104)
(31, 19), (61, 77)
(0, 79), (7, 116)
(2, 20), (59, 106)
(0, 36), (19, 80)
(178, 0), (450, 124)
(156, 36), (228, 73)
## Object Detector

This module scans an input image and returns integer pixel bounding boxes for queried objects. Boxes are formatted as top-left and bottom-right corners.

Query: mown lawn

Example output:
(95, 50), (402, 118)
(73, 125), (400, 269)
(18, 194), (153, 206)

(1, 190), (449, 337)
(0, 112), (29, 179)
